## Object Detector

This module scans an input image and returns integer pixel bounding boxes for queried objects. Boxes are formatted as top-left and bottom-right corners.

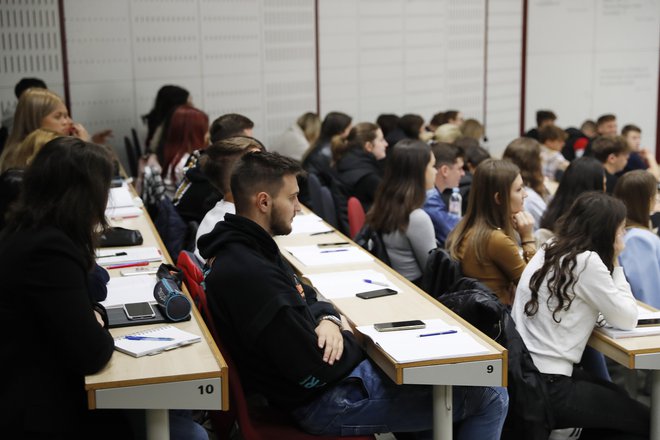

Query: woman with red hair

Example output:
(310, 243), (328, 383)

(160, 104), (209, 197)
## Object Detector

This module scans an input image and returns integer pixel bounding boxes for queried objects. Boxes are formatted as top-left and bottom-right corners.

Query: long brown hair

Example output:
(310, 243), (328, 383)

(331, 122), (380, 163)
(446, 159), (520, 263)
(503, 137), (546, 197)
(366, 139), (431, 233)
(613, 170), (657, 229)
(525, 193), (626, 322)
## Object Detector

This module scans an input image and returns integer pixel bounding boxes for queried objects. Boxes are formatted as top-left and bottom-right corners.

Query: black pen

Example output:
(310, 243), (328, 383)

(310, 231), (333, 236)
(98, 251), (128, 258)
(317, 242), (350, 247)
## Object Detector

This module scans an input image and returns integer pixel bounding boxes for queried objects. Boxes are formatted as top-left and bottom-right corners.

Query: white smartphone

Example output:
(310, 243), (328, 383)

(120, 266), (158, 276)
(374, 320), (426, 332)
(123, 302), (156, 320)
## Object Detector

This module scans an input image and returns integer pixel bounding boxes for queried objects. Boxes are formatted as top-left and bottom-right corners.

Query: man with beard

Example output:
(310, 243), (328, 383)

(198, 151), (507, 438)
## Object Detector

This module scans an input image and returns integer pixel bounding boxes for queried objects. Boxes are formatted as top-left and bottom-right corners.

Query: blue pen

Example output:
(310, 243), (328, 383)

(320, 248), (349, 254)
(125, 336), (175, 341)
(363, 279), (389, 287)
(418, 330), (458, 337)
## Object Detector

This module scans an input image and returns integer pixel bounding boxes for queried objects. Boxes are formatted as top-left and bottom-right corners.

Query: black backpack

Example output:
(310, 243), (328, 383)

(354, 224), (391, 267)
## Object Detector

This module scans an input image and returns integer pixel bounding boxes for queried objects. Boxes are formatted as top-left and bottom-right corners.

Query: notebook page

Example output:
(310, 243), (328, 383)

(304, 270), (398, 299)
(114, 325), (201, 357)
(96, 247), (163, 266)
(101, 275), (157, 308)
(285, 245), (373, 266)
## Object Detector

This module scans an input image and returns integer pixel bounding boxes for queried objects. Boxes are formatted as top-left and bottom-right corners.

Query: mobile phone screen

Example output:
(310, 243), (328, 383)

(356, 288), (397, 299)
(637, 318), (660, 326)
(374, 320), (426, 332)
(123, 302), (156, 320)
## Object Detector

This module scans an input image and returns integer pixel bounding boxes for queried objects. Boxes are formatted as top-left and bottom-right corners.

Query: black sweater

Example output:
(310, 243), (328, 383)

(198, 214), (365, 409)
(0, 227), (114, 434)
(335, 148), (382, 211)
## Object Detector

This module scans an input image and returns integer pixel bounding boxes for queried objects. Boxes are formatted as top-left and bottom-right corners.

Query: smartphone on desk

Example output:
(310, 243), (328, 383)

(374, 320), (425, 332)
(637, 318), (660, 326)
(356, 288), (397, 300)
(123, 302), (156, 320)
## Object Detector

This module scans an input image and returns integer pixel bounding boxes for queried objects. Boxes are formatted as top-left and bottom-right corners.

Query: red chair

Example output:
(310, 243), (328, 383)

(176, 250), (375, 440)
(347, 197), (366, 239)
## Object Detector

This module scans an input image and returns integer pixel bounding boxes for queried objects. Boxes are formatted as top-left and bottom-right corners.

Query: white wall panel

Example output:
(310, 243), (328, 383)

(526, 0), (659, 152)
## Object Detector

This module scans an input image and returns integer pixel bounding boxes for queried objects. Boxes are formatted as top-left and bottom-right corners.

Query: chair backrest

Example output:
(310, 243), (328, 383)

(124, 136), (138, 177)
(131, 127), (143, 157)
(347, 197), (365, 239)
(306, 172), (324, 216)
(320, 185), (338, 228)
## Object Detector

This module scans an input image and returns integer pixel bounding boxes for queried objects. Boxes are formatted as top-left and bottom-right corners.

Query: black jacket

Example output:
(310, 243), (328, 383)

(174, 157), (222, 224)
(335, 148), (382, 211)
(0, 227), (114, 434)
(198, 214), (365, 409)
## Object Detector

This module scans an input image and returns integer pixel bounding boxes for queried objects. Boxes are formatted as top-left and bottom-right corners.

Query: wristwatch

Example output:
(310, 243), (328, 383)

(318, 315), (343, 330)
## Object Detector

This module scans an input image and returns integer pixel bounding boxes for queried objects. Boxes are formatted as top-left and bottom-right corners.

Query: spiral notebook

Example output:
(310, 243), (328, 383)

(114, 325), (201, 357)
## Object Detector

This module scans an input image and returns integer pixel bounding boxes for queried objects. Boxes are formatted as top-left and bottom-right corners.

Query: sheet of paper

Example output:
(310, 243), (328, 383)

(106, 206), (143, 219)
(107, 185), (135, 209)
(290, 213), (333, 235)
(285, 245), (373, 267)
(96, 246), (163, 266)
(597, 325), (660, 339)
(304, 269), (398, 299)
(101, 275), (157, 308)
(113, 325), (201, 357)
(357, 319), (490, 363)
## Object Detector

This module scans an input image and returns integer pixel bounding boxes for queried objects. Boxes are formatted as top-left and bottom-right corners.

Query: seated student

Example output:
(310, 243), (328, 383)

(590, 135), (630, 194)
(174, 113), (254, 223)
(538, 157), (605, 243)
(1, 77), (47, 149)
(271, 112), (320, 161)
(333, 122), (388, 211)
(0, 137), (128, 438)
(302, 111), (352, 181)
(538, 125), (569, 181)
(422, 142), (465, 245)
(615, 170), (660, 308)
(142, 85), (190, 153)
(433, 123), (461, 143)
(596, 114), (618, 137)
(366, 140), (438, 284)
(512, 192), (649, 439)
(375, 113), (399, 139)
(193, 136), (265, 261)
(446, 159), (536, 305)
(460, 118), (484, 142)
(503, 137), (549, 230)
(620, 124), (660, 180)
(581, 119), (597, 139)
(198, 151), (508, 439)
(525, 110), (556, 140)
(384, 113), (424, 147)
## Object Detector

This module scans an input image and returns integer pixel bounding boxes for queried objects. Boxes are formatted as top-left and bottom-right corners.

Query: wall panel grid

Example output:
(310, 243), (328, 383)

(0, 0), (64, 125)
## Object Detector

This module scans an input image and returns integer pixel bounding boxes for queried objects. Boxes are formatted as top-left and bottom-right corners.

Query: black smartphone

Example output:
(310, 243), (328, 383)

(123, 302), (156, 320)
(356, 288), (398, 300)
(637, 318), (660, 326)
(374, 320), (426, 332)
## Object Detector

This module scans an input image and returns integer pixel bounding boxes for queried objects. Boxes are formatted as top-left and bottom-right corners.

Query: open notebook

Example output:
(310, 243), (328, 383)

(114, 325), (201, 357)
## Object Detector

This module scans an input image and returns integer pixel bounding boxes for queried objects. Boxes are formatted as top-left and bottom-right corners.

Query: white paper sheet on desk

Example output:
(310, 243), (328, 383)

(357, 319), (490, 363)
(596, 326), (660, 339)
(290, 213), (333, 235)
(96, 246), (163, 266)
(107, 185), (135, 209)
(285, 245), (373, 266)
(304, 270), (398, 299)
(101, 275), (157, 308)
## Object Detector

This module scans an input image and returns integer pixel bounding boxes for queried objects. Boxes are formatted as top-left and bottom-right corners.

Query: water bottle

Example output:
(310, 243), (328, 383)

(449, 187), (462, 218)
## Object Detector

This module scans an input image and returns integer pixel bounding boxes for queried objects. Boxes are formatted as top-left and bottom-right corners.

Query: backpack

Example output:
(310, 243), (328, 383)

(354, 224), (391, 266)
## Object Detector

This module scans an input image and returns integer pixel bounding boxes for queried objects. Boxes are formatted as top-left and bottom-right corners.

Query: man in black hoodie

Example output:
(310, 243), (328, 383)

(198, 151), (508, 438)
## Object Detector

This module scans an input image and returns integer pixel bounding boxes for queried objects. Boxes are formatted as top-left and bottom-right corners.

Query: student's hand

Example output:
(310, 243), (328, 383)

(512, 211), (535, 242)
(92, 129), (113, 145)
(315, 320), (344, 365)
(94, 310), (105, 327)
(70, 123), (90, 142)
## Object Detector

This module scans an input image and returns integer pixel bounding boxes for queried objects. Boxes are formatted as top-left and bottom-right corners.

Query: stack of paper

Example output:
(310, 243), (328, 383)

(290, 213), (333, 235)
(96, 246), (163, 267)
(101, 275), (157, 308)
(285, 245), (373, 266)
(596, 326), (660, 339)
(106, 185), (142, 218)
(304, 269), (398, 299)
(114, 325), (201, 357)
(357, 319), (490, 363)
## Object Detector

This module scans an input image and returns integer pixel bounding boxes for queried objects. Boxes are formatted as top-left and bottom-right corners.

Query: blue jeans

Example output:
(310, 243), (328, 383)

(291, 359), (508, 439)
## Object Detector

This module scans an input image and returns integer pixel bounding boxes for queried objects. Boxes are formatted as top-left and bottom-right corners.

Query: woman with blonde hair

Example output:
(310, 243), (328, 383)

(614, 170), (660, 308)
(434, 123), (462, 143)
(503, 137), (549, 229)
(446, 159), (536, 304)
(0, 128), (60, 173)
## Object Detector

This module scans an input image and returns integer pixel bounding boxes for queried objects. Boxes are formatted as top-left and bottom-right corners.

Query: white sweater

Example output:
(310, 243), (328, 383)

(512, 248), (637, 376)
(194, 200), (235, 261)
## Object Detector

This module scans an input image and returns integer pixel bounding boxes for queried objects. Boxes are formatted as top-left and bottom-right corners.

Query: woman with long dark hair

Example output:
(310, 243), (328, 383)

(512, 192), (649, 438)
(0, 137), (123, 438)
(301, 111), (352, 182)
(142, 85), (190, 151)
(365, 139), (437, 284)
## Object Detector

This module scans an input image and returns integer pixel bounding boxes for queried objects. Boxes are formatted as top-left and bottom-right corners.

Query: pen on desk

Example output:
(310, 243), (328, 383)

(419, 330), (458, 337)
(310, 230), (333, 236)
(125, 336), (175, 341)
(98, 251), (128, 258)
(320, 248), (349, 254)
(106, 261), (150, 270)
(363, 279), (389, 287)
(317, 242), (350, 247)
